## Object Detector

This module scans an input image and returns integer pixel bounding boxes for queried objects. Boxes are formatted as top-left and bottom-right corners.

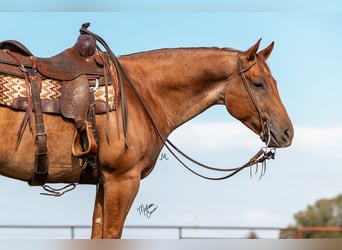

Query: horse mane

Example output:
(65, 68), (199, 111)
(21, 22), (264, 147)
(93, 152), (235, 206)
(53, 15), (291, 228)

(119, 46), (240, 59)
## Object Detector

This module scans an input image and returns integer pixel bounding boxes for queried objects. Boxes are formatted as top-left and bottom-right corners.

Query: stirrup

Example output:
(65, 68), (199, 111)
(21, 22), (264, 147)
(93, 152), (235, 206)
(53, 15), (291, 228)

(72, 121), (98, 158)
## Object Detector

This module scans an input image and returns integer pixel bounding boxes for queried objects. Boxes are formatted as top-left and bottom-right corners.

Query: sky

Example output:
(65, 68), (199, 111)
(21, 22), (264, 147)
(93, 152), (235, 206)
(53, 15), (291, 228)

(1, 1), (342, 240)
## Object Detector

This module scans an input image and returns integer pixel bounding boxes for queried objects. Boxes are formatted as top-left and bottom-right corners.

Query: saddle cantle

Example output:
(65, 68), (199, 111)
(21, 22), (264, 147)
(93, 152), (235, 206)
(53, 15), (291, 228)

(0, 23), (121, 186)
(0, 40), (33, 56)
(0, 34), (104, 80)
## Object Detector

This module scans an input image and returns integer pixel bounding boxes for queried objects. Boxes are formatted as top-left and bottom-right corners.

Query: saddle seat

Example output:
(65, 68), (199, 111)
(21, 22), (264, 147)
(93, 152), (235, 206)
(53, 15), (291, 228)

(37, 45), (103, 81)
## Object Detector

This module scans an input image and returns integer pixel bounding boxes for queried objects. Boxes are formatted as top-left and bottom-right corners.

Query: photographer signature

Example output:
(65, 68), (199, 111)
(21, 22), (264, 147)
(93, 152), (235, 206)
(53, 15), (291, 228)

(137, 203), (158, 218)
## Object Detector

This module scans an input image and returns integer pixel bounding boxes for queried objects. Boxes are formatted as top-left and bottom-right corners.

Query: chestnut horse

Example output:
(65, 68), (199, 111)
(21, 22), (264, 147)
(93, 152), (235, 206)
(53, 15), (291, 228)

(0, 39), (293, 238)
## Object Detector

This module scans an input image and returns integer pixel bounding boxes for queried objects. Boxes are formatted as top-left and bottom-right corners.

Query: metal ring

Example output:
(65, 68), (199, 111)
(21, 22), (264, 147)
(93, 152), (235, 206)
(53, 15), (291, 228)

(18, 65), (27, 73)
(90, 79), (99, 92)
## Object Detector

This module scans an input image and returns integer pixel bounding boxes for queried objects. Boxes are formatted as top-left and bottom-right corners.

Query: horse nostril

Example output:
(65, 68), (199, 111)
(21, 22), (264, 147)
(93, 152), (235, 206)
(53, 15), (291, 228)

(282, 127), (292, 142)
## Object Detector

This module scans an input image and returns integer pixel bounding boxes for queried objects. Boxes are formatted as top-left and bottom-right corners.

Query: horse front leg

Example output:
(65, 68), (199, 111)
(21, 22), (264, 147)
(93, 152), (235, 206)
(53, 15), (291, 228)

(91, 184), (104, 239)
(91, 168), (141, 239)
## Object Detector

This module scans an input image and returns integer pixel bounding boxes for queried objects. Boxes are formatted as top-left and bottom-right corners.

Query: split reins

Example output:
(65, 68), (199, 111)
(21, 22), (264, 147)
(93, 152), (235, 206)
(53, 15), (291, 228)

(81, 24), (276, 181)
(62, 23), (276, 186)
(39, 26), (276, 197)
(114, 53), (276, 180)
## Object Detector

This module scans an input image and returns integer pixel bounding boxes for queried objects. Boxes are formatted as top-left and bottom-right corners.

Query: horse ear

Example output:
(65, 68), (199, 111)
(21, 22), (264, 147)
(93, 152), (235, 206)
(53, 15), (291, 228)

(241, 38), (262, 62)
(258, 41), (274, 61)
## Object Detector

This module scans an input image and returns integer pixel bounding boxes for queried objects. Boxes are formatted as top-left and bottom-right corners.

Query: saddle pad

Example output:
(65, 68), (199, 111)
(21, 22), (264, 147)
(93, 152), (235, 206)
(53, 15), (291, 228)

(0, 73), (116, 110)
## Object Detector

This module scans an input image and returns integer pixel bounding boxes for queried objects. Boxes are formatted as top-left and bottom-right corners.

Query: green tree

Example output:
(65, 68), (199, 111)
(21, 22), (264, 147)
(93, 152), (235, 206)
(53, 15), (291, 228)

(280, 194), (342, 238)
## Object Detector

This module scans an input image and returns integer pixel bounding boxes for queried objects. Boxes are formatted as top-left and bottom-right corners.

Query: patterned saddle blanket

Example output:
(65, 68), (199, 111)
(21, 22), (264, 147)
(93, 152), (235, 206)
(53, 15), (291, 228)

(0, 73), (116, 114)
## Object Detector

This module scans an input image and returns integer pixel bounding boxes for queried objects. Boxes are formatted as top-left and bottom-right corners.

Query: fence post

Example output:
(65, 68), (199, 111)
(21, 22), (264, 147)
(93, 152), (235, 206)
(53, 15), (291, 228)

(70, 226), (75, 239)
(178, 226), (182, 239)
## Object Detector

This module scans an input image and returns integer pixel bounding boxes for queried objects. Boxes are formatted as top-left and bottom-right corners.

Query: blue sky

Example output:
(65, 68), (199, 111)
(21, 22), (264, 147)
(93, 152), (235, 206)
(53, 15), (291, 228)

(1, 0), (342, 11)
(1, 3), (342, 239)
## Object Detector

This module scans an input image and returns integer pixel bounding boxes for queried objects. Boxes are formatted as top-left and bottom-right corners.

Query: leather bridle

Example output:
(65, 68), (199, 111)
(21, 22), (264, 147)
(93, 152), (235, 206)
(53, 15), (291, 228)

(237, 54), (272, 147)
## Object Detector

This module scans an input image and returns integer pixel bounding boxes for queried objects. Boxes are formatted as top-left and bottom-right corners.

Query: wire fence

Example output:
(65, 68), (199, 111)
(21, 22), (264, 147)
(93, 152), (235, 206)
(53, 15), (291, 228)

(0, 225), (297, 239)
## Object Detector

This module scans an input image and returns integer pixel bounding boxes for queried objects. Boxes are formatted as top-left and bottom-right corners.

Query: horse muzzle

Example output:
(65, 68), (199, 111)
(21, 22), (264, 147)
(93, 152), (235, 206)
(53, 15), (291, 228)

(259, 115), (293, 148)
(266, 126), (293, 148)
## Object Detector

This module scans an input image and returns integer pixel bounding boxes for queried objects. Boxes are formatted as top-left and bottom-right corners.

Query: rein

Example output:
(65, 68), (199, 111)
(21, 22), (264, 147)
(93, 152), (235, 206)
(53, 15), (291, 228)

(115, 52), (276, 180)
(82, 24), (276, 180)
(35, 26), (277, 197)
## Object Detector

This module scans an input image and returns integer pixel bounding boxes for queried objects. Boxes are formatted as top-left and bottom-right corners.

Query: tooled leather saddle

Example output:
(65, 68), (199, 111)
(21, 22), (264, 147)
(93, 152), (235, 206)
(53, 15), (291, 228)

(0, 23), (122, 186)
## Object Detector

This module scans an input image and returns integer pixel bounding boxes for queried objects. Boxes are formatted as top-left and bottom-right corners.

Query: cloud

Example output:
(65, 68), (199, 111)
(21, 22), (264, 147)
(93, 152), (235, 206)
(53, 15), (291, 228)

(168, 121), (342, 157)
(169, 121), (262, 152)
(291, 125), (342, 157)
(242, 210), (280, 225)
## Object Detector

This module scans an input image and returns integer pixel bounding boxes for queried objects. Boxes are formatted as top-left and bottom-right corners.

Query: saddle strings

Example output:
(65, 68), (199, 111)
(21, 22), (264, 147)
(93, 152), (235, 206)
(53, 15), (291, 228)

(3, 49), (34, 150)
(80, 23), (129, 149)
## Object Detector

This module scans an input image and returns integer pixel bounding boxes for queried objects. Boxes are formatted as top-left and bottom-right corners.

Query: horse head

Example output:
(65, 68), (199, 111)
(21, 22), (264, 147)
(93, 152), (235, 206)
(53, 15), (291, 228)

(224, 39), (293, 148)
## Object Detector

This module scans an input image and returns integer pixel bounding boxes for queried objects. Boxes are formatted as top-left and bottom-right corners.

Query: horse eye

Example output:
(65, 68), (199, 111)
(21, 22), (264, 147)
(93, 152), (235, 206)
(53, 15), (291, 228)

(253, 82), (264, 89)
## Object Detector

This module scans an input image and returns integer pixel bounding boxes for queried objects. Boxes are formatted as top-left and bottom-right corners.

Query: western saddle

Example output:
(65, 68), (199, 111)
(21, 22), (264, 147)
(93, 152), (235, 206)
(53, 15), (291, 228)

(0, 23), (123, 186)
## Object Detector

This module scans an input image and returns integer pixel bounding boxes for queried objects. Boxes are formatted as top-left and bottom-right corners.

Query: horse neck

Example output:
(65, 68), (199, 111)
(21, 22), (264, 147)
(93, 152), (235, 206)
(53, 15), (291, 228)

(121, 48), (239, 132)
